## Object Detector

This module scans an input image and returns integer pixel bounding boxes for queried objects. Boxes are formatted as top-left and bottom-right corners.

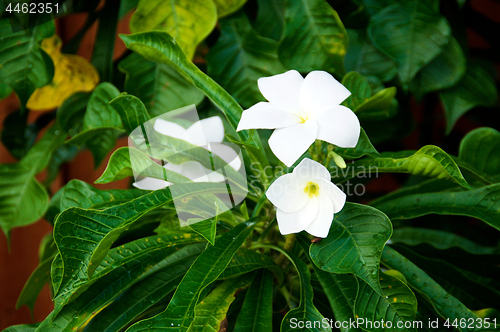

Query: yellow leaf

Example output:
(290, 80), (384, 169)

(27, 35), (99, 111)
(212, 0), (247, 18)
(129, 0), (217, 60)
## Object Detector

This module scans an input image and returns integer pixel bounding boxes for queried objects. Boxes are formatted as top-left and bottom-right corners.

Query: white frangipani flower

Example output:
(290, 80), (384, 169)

(133, 116), (241, 190)
(236, 70), (360, 167)
(266, 158), (346, 238)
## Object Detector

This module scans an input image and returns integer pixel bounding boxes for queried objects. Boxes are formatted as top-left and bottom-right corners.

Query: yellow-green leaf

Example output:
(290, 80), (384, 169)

(213, 0), (247, 18)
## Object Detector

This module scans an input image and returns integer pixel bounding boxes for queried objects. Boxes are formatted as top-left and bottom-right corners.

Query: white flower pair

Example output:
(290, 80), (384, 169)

(237, 70), (360, 238)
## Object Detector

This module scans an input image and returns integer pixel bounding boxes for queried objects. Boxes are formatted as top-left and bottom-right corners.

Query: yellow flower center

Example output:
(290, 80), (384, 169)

(299, 114), (309, 123)
(304, 182), (320, 197)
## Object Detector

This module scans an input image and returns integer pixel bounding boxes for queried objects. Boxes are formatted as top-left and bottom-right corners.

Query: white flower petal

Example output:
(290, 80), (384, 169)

(276, 196), (318, 235)
(154, 119), (186, 139)
(304, 192), (334, 238)
(268, 120), (318, 167)
(293, 158), (331, 182)
(208, 143), (242, 171)
(184, 116), (224, 146)
(133, 177), (172, 190)
(316, 105), (360, 148)
(237, 102), (300, 131)
(318, 178), (346, 213)
(300, 71), (351, 117)
(175, 161), (220, 182)
(258, 70), (304, 115)
(266, 173), (308, 213)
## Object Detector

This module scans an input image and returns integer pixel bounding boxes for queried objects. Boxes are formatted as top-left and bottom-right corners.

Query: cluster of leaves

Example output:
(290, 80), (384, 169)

(1, 0), (499, 331)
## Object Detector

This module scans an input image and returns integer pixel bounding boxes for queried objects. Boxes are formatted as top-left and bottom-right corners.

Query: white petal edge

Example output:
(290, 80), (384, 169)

(236, 102), (300, 131)
(154, 119), (186, 139)
(293, 158), (331, 183)
(317, 178), (346, 213)
(300, 71), (351, 118)
(276, 196), (318, 235)
(304, 192), (334, 238)
(266, 173), (308, 213)
(268, 120), (318, 167)
(258, 70), (304, 116)
(208, 143), (242, 171)
(184, 116), (224, 146)
(133, 177), (172, 190)
(316, 105), (360, 148)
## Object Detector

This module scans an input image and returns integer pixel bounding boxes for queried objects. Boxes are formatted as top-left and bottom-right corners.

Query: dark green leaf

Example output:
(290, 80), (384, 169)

(459, 127), (500, 178)
(0, 18), (55, 109)
(253, 0), (284, 41)
(329, 128), (380, 160)
(368, 0), (451, 85)
(109, 94), (151, 134)
(126, 220), (256, 331)
(16, 257), (53, 314)
(118, 52), (204, 117)
(278, 0), (348, 75)
(91, 0), (118, 82)
(207, 11), (286, 109)
(56, 91), (91, 136)
(213, 0), (248, 18)
(342, 72), (372, 111)
(310, 203), (392, 295)
(233, 270), (274, 332)
(354, 87), (397, 120)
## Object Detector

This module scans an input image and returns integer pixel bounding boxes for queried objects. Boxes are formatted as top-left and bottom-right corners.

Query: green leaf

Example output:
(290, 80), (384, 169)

(60, 179), (145, 211)
(411, 37), (466, 100)
(206, 11), (286, 108)
(233, 270), (274, 332)
(368, 0), (451, 85)
(278, 0), (348, 74)
(91, 0), (118, 82)
(129, 0), (217, 60)
(372, 182), (500, 231)
(219, 247), (284, 284)
(118, 52), (205, 117)
(390, 227), (496, 255)
(0, 80), (13, 100)
(350, 145), (470, 188)
(355, 272), (418, 332)
(459, 127), (500, 178)
(188, 215), (217, 246)
(344, 29), (397, 82)
(253, 0), (284, 41)
(279, 250), (331, 332)
(126, 220), (256, 331)
(66, 82), (123, 166)
(381, 246), (479, 330)
(297, 235), (361, 332)
(109, 94), (151, 134)
(341, 72), (372, 111)
(440, 64), (498, 134)
(188, 275), (253, 332)
(0, 18), (55, 109)
(56, 91), (91, 136)
(52, 183), (237, 299)
(2, 323), (40, 331)
(0, 125), (66, 237)
(329, 128), (380, 160)
(16, 256), (53, 314)
(310, 203), (392, 295)
(1, 109), (35, 160)
(40, 239), (206, 331)
(213, 0), (247, 18)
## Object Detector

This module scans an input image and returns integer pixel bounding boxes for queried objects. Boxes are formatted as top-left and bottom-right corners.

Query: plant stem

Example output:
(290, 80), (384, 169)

(276, 233), (296, 266)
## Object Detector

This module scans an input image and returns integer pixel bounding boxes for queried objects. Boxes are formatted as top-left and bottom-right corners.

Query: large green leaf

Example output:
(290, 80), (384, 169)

(126, 220), (256, 331)
(355, 272), (418, 332)
(66, 82), (123, 166)
(459, 127), (500, 178)
(0, 18), (54, 109)
(368, 0), (451, 85)
(56, 91), (91, 136)
(213, 0), (247, 18)
(297, 235), (361, 332)
(381, 246), (479, 331)
(345, 146), (470, 188)
(328, 128), (379, 160)
(188, 275), (253, 332)
(344, 29), (397, 82)
(16, 257), (54, 314)
(39, 238), (206, 330)
(118, 52), (204, 117)
(278, 0), (348, 74)
(109, 94), (151, 134)
(129, 0), (217, 60)
(206, 11), (286, 109)
(310, 203), (392, 295)
(253, 0), (284, 41)
(91, 0), (118, 82)
(0, 125), (66, 238)
(233, 269), (274, 332)
(410, 37), (466, 100)
(371, 183), (500, 231)
(440, 64), (497, 134)
(52, 183), (238, 299)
